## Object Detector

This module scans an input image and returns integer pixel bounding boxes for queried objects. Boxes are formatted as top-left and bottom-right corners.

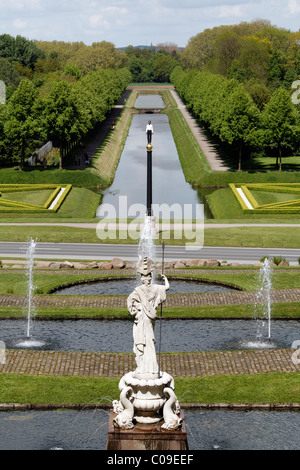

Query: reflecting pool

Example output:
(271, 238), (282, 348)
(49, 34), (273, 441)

(97, 112), (212, 218)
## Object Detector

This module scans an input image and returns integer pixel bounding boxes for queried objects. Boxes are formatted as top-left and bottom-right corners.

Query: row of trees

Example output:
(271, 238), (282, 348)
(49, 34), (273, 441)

(171, 66), (299, 170)
(0, 67), (131, 168)
(0, 34), (181, 98)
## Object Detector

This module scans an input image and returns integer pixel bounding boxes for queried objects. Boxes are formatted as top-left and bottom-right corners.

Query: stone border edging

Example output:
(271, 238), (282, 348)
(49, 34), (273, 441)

(0, 402), (299, 411)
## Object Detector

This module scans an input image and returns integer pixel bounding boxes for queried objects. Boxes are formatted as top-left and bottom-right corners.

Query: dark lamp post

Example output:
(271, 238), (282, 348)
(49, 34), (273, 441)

(146, 143), (152, 216)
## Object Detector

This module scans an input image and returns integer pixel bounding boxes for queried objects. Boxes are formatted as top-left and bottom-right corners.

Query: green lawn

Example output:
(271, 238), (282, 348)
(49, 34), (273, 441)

(0, 187), (101, 221)
(1, 267), (300, 296)
(0, 271), (132, 295)
(250, 190), (300, 206)
(206, 187), (300, 220)
(1, 223), (300, 248)
(2, 190), (54, 206)
(0, 372), (299, 404)
(1, 301), (300, 320)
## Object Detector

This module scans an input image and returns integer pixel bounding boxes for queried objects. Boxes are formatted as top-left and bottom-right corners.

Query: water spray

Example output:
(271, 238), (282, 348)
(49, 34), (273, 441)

(158, 241), (165, 378)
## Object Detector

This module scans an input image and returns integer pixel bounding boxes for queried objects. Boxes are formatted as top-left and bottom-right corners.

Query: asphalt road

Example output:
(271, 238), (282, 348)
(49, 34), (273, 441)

(0, 241), (299, 264)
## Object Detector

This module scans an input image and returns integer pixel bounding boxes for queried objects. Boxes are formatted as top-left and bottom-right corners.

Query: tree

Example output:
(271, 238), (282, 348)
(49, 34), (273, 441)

(0, 58), (21, 98)
(4, 79), (44, 168)
(210, 31), (242, 75)
(0, 34), (45, 69)
(218, 85), (260, 170)
(43, 80), (83, 168)
(262, 88), (298, 170)
(128, 56), (143, 82)
(152, 52), (177, 83)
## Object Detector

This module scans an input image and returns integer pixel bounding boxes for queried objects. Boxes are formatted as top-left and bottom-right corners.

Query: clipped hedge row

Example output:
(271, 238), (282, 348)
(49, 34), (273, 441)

(240, 185), (259, 209)
(229, 183), (249, 211)
(49, 185), (72, 212)
(43, 186), (62, 209)
(0, 184), (59, 193)
(0, 184), (72, 213)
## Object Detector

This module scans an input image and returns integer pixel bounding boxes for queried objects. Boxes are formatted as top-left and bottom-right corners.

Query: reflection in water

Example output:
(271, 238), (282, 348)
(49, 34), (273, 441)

(97, 112), (212, 218)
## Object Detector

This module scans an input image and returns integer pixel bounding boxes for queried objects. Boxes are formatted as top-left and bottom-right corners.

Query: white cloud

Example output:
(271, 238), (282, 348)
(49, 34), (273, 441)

(13, 18), (28, 29)
(216, 4), (244, 18)
(0, 0), (299, 48)
(88, 14), (110, 30)
(287, 0), (300, 15)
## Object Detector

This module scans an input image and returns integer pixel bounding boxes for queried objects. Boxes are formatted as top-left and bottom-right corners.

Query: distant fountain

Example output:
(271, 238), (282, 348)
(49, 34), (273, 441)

(16, 238), (45, 348)
(138, 215), (156, 266)
(255, 257), (272, 341)
(25, 237), (37, 339)
(239, 257), (274, 350)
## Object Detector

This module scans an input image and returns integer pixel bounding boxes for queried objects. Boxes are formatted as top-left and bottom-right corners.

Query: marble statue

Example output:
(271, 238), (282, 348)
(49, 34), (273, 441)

(112, 257), (182, 430)
(127, 257), (169, 378)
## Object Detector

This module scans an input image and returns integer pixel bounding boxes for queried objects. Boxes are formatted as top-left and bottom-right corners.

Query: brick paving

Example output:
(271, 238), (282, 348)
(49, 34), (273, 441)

(0, 349), (298, 378)
(1, 288), (300, 309)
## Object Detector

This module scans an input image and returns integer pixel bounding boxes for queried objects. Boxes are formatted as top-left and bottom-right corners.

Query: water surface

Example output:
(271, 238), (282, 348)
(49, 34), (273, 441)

(0, 408), (298, 450)
(53, 278), (233, 296)
(97, 111), (212, 218)
(2, 319), (299, 352)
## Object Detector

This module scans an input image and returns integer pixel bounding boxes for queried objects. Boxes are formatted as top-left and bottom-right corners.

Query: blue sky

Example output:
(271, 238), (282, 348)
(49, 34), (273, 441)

(0, 0), (299, 48)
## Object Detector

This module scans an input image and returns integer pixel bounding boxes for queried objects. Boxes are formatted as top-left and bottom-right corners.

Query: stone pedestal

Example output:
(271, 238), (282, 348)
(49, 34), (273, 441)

(106, 410), (188, 451)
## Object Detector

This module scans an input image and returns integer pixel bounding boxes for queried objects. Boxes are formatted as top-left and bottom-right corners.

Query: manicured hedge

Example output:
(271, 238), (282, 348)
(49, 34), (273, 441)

(230, 183), (300, 214)
(0, 184), (72, 213)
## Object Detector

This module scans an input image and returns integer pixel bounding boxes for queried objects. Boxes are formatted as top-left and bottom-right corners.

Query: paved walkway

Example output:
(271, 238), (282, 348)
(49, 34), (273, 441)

(170, 89), (230, 171)
(1, 349), (298, 378)
(1, 287), (300, 309)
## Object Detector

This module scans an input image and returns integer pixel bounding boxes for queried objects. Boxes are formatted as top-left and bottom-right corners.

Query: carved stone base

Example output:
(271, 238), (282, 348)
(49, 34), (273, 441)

(106, 410), (188, 450)
(112, 371), (182, 430)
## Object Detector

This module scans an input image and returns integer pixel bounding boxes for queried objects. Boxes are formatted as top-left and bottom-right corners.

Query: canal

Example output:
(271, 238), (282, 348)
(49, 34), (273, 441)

(96, 95), (212, 219)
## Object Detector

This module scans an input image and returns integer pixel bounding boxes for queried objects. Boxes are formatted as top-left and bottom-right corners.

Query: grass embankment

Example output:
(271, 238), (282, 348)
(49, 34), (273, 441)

(0, 372), (299, 405)
(91, 107), (137, 185)
(0, 187), (101, 221)
(206, 187), (300, 220)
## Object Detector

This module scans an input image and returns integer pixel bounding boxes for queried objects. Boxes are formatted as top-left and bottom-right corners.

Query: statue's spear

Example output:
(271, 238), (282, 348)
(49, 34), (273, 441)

(158, 241), (165, 378)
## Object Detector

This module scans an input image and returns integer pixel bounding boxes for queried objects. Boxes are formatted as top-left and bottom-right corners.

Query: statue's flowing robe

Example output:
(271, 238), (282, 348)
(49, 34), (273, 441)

(127, 284), (167, 374)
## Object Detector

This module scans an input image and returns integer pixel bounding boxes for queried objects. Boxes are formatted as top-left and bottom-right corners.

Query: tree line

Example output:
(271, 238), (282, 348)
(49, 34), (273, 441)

(0, 67), (131, 168)
(0, 34), (180, 99)
(171, 66), (299, 170)
(180, 19), (300, 95)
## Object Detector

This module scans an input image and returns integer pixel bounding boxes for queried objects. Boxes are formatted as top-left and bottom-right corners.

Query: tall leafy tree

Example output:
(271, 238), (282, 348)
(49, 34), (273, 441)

(43, 80), (84, 169)
(4, 79), (44, 168)
(218, 85), (260, 170)
(262, 88), (299, 170)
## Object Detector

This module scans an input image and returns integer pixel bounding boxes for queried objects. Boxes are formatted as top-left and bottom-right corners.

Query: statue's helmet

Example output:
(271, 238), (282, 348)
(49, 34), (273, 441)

(136, 257), (155, 275)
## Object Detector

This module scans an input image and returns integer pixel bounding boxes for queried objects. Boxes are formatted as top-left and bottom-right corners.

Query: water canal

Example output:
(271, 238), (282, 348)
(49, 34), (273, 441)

(96, 95), (213, 219)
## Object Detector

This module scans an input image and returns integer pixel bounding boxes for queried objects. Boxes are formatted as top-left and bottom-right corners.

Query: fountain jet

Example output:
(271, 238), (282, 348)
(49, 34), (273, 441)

(25, 238), (37, 339)
(255, 257), (272, 340)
